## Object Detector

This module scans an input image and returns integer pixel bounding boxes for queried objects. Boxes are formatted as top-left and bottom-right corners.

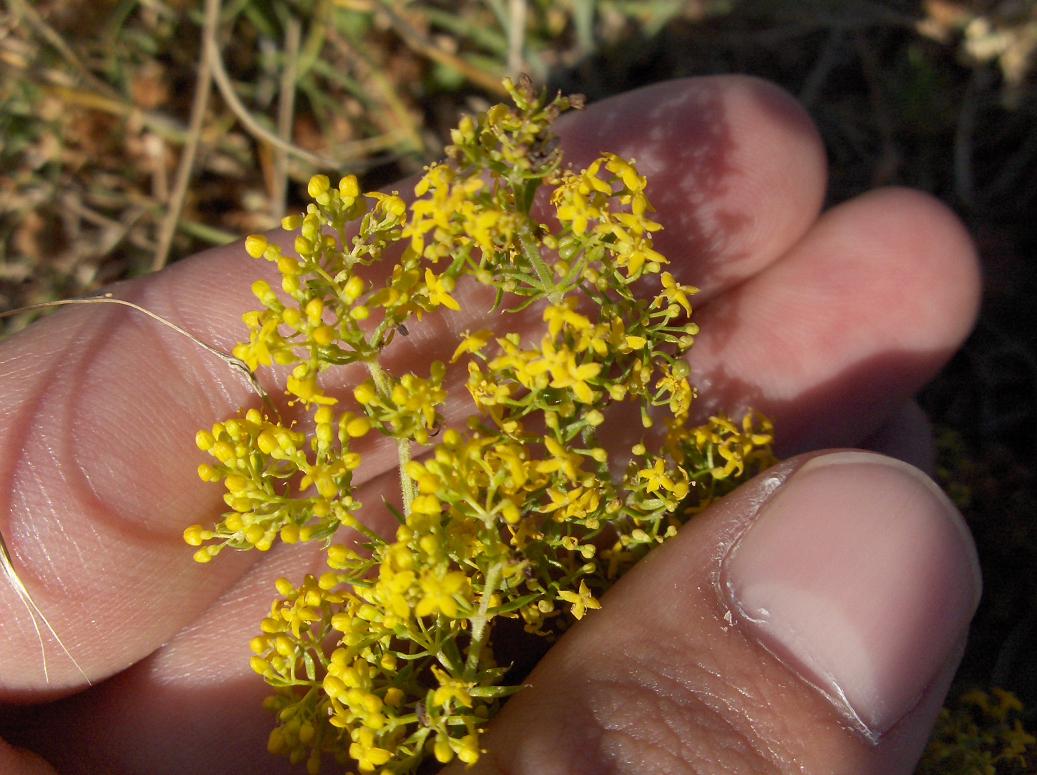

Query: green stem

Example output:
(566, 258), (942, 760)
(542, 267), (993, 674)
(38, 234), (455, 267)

(518, 225), (559, 303)
(465, 561), (503, 678)
(365, 361), (415, 516)
(437, 649), (462, 674)
(510, 179), (561, 303)
(395, 436), (414, 515)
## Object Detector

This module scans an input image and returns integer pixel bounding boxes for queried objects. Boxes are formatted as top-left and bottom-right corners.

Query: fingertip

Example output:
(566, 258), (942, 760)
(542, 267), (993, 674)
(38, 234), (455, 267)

(558, 75), (828, 296)
(846, 187), (981, 347)
(787, 186), (981, 357)
(688, 183), (981, 452)
(723, 451), (980, 740)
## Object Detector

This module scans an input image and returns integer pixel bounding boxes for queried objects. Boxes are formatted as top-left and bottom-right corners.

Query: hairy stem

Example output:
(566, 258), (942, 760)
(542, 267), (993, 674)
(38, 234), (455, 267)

(465, 561), (503, 678)
(519, 226), (560, 303)
(365, 360), (415, 516)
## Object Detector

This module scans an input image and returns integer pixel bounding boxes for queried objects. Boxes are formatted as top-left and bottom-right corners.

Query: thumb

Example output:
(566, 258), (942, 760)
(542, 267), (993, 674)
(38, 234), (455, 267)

(455, 450), (981, 774)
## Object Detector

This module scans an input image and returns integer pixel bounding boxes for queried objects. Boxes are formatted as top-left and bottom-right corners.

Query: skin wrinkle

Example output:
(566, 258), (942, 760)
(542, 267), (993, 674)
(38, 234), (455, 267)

(4, 361), (126, 600)
(738, 678), (811, 774)
(0, 296), (260, 684)
(23, 464), (89, 604)
(593, 679), (699, 768)
(144, 278), (249, 414)
(576, 667), (777, 774)
(4, 472), (99, 686)
(636, 635), (791, 772)
(68, 304), (252, 537)
(0, 315), (86, 554)
(8, 485), (111, 665)
(16, 455), (64, 579)
(694, 668), (805, 774)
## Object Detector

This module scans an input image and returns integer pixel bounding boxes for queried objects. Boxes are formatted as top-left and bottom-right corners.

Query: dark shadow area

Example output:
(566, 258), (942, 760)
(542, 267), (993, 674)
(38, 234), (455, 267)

(1, 664), (299, 775)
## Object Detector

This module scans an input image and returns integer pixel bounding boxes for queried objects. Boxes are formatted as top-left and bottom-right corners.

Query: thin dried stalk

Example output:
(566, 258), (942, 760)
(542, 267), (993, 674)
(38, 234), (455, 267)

(151, 0), (216, 271)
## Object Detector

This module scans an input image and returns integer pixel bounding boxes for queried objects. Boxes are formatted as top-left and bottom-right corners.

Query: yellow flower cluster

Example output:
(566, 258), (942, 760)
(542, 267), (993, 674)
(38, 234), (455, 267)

(187, 77), (775, 773)
(352, 363), (446, 445)
(183, 407), (366, 562)
(551, 153), (665, 279)
(919, 687), (1036, 775)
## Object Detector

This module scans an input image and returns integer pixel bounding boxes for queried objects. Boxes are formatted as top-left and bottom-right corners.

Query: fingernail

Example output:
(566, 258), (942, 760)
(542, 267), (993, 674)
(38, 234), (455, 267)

(721, 451), (981, 741)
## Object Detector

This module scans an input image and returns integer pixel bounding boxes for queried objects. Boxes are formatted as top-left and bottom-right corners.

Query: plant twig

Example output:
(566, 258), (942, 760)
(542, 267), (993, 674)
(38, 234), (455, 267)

(854, 33), (900, 186)
(152, 0), (216, 271)
(7, 0), (118, 99)
(273, 16), (302, 220)
(374, 1), (508, 96)
(365, 361), (415, 516)
(506, 0), (527, 76)
(799, 28), (845, 109)
(205, 7), (352, 169)
(954, 67), (986, 208)
(465, 561), (503, 677)
(572, 0), (595, 56)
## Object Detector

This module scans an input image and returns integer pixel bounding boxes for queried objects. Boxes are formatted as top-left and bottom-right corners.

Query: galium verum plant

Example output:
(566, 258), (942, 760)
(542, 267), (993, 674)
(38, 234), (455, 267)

(183, 76), (776, 773)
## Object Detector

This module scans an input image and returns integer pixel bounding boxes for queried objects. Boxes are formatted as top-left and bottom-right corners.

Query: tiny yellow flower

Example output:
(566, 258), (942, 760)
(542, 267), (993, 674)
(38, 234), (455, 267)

(244, 234), (268, 259)
(655, 271), (698, 316)
(415, 571), (467, 618)
(451, 329), (492, 362)
(424, 268), (461, 311)
(536, 436), (583, 483)
(557, 580), (600, 620)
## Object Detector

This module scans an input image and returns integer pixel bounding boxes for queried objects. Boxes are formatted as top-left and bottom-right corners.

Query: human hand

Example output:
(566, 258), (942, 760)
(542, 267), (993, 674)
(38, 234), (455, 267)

(0, 76), (981, 774)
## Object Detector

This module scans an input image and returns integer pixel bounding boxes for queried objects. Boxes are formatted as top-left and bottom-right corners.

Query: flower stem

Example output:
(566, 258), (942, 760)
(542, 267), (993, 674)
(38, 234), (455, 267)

(512, 184), (561, 303)
(365, 360), (415, 516)
(520, 227), (563, 303)
(465, 561), (503, 678)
